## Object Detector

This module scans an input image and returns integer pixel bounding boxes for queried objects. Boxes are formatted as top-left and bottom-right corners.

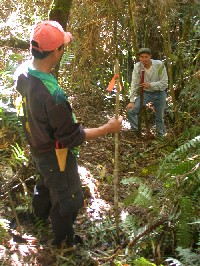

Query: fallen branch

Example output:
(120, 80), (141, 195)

(98, 217), (167, 263)
(7, 190), (22, 232)
(128, 217), (167, 247)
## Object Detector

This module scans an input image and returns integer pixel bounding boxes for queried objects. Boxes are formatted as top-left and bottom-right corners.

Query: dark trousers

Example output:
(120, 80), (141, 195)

(32, 150), (84, 243)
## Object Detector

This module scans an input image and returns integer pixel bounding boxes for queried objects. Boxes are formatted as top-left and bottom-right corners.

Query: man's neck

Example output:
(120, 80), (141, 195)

(32, 58), (52, 74)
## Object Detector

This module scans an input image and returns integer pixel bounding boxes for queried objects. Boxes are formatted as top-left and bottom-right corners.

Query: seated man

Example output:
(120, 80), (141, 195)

(126, 48), (168, 137)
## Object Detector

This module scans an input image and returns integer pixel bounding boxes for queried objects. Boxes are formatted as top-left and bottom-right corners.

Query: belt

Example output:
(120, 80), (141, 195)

(144, 90), (165, 93)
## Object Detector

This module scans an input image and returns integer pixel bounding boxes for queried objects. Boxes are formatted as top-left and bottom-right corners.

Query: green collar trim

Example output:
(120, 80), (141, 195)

(28, 67), (58, 85)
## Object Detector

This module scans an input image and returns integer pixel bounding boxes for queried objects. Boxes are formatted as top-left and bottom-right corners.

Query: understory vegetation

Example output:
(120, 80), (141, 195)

(0, 0), (199, 265)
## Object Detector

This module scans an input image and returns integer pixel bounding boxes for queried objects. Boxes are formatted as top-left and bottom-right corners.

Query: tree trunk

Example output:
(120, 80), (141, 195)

(128, 0), (139, 60)
(49, 0), (73, 78)
(49, 0), (73, 29)
(155, 0), (179, 128)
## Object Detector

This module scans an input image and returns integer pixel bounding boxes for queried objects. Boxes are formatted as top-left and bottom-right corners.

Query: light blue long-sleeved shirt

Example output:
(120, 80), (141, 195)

(130, 59), (168, 102)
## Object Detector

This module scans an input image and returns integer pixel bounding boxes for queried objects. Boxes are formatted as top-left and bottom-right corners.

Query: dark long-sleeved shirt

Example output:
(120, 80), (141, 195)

(15, 65), (85, 155)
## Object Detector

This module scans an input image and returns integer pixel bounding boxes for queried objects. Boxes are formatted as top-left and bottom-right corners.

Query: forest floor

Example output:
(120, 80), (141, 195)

(0, 92), (175, 266)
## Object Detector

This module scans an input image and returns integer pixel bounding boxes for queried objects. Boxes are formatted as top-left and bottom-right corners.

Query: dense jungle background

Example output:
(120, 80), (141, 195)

(0, 0), (199, 265)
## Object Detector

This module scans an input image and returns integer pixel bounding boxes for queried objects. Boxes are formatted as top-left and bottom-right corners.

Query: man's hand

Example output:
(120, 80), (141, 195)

(84, 116), (123, 140)
(106, 117), (123, 133)
(140, 82), (151, 89)
(126, 102), (134, 111)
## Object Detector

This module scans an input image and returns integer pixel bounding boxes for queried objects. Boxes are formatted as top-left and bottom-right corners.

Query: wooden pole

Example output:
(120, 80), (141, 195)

(8, 190), (22, 232)
(155, 1), (179, 126)
(114, 58), (120, 240)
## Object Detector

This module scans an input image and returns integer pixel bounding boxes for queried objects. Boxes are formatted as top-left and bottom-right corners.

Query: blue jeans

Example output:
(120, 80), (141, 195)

(127, 90), (167, 136)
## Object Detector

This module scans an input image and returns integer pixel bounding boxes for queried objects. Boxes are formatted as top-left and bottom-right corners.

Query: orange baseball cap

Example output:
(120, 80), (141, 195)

(31, 21), (74, 52)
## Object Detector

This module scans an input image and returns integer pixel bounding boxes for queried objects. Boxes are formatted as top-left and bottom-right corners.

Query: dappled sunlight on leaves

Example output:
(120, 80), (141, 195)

(79, 166), (112, 221)
(0, 232), (54, 265)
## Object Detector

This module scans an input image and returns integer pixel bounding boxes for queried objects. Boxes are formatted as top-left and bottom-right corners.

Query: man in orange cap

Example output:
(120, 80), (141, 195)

(15, 21), (122, 247)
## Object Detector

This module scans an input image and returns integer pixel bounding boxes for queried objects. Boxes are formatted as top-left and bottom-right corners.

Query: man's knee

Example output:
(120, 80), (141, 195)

(59, 190), (84, 217)
(32, 195), (51, 220)
(32, 185), (51, 220)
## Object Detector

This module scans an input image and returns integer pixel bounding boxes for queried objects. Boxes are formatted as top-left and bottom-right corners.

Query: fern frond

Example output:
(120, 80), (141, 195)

(122, 185), (154, 208)
(10, 142), (28, 168)
(157, 136), (200, 202)
(123, 189), (138, 206)
(164, 136), (199, 164)
(176, 247), (200, 266)
(122, 177), (154, 208)
(15, 205), (28, 212)
(121, 214), (138, 235)
(176, 197), (194, 248)
(121, 176), (141, 185)
(134, 184), (153, 208)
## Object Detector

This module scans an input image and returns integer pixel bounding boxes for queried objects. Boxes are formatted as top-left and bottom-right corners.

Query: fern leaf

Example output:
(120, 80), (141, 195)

(176, 247), (200, 266)
(176, 197), (194, 248)
(121, 214), (138, 237)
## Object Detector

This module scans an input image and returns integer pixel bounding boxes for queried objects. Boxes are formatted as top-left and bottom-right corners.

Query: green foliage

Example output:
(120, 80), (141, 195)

(122, 189), (138, 206)
(158, 135), (200, 196)
(121, 214), (138, 237)
(176, 247), (200, 266)
(161, 136), (200, 165)
(59, 51), (75, 86)
(133, 257), (159, 266)
(133, 184), (153, 208)
(175, 196), (194, 248)
(0, 218), (10, 243)
(121, 176), (141, 186)
(87, 217), (117, 248)
(33, 218), (52, 240)
(10, 143), (28, 168)
(122, 177), (154, 208)
(0, 108), (24, 138)
(15, 204), (29, 215)
(0, 50), (24, 92)
(189, 220), (200, 247)
(155, 133), (199, 250)
(176, 126), (200, 145)
(0, 90), (26, 152)
(120, 131), (200, 260)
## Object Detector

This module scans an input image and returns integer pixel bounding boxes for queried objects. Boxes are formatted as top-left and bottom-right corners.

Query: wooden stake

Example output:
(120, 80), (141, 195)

(114, 58), (120, 240)
(8, 190), (22, 233)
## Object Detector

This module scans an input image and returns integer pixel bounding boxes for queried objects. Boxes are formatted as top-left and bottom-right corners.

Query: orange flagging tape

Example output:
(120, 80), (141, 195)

(107, 74), (122, 92)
